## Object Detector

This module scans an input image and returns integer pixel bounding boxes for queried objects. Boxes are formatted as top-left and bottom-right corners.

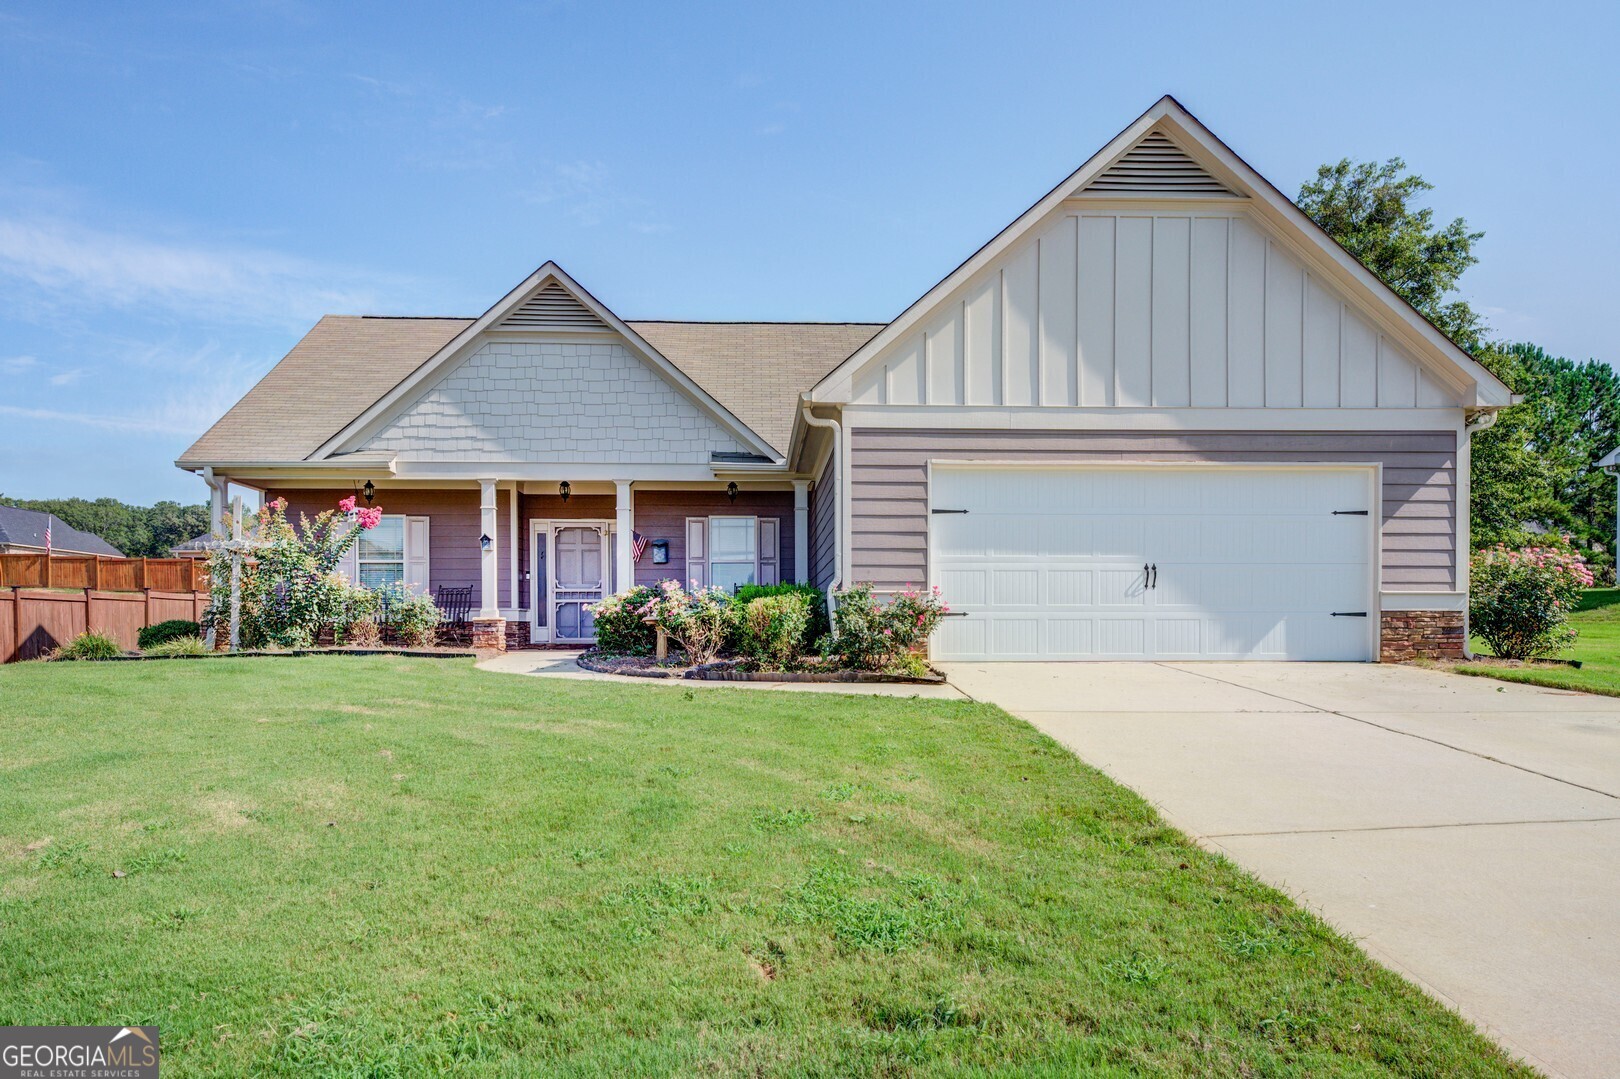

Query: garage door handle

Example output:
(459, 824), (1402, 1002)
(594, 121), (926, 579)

(939, 611), (969, 617)
(1150, 563), (1158, 589)
(1332, 510), (1369, 516)
(931, 508), (969, 514)
(1331, 611), (1368, 617)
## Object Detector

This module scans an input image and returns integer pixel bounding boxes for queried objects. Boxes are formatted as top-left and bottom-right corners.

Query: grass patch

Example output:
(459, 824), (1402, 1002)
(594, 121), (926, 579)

(0, 655), (1526, 1075)
(1460, 587), (1620, 696)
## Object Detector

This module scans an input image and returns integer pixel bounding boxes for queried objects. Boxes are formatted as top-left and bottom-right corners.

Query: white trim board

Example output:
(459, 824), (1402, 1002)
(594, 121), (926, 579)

(1380, 591), (1467, 612)
(841, 406), (1467, 432)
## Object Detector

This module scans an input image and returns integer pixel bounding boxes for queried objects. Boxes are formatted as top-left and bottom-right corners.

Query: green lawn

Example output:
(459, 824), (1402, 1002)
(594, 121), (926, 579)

(0, 657), (1524, 1076)
(1461, 588), (1620, 696)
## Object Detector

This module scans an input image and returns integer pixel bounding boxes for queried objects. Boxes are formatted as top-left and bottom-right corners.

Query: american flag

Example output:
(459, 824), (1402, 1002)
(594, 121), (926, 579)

(631, 531), (648, 562)
(43, 517), (51, 556)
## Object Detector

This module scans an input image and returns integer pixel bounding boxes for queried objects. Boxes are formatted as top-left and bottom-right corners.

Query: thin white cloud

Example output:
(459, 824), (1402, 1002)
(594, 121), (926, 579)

(525, 161), (664, 231)
(1, 354), (38, 373)
(0, 217), (404, 326)
(48, 368), (83, 386)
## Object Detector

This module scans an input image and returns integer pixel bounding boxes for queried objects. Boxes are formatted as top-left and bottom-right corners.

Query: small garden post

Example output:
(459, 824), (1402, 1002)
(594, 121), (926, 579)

(228, 495), (243, 651)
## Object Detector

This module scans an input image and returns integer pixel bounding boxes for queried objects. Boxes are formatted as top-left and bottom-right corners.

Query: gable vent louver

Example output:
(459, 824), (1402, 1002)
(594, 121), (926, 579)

(496, 281), (610, 331)
(1080, 132), (1237, 197)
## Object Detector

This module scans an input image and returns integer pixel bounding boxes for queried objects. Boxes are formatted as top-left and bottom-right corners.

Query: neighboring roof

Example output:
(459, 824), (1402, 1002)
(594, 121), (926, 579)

(628, 322), (881, 453)
(178, 313), (881, 465)
(170, 533), (211, 554)
(0, 506), (123, 556)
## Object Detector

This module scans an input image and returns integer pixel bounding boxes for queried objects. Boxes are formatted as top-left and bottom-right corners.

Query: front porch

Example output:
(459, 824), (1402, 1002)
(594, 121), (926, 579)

(257, 478), (812, 651)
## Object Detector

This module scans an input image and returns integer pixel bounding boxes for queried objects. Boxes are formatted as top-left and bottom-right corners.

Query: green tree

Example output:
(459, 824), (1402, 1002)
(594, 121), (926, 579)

(1297, 158), (1487, 353)
(0, 495), (209, 557)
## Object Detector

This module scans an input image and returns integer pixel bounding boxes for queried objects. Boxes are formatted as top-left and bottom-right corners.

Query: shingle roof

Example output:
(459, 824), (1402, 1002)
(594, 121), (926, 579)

(0, 506), (123, 556)
(178, 316), (882, 465)
(627, 322), (881, 453)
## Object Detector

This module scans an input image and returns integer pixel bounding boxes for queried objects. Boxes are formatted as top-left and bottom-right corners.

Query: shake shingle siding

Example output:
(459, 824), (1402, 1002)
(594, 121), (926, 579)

(847, 428), (1458, 592)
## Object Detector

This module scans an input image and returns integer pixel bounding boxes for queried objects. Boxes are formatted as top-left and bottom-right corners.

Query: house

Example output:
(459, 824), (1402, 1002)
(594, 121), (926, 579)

(169, 533), (211, 559)
(177, 97), (1513, 662)
(0, 505), (123, 557)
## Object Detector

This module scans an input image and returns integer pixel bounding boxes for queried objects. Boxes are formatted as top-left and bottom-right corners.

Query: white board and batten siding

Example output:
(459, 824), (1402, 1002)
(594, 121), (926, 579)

(849, 209), (1462, 412)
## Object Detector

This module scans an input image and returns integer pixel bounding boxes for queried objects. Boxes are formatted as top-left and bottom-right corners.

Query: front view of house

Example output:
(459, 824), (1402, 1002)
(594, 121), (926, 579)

(179, 97), (1513, 662)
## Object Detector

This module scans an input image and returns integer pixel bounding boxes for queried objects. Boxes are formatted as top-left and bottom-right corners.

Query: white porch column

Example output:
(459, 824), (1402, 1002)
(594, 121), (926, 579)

(508, 482), (519, 610)
(614, 480), (634, 593)
(792, 479), (810, 584)
(478, 479), (500, 618)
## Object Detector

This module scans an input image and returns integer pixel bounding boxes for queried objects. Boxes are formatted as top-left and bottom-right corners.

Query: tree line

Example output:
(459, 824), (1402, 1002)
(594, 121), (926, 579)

(1298, 159), (1618, 581)
(0, 495), (209, 559)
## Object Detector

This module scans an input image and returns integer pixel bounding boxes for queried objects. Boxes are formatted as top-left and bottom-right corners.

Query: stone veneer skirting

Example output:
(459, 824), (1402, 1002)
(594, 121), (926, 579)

(470, 617), (507, 652)
(1380, 610), (1465, 662)
(504, 620), (530, 649)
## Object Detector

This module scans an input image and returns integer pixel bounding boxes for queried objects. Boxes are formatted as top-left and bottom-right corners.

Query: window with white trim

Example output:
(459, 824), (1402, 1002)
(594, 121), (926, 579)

(707, 516), (757, 592)
(357, 515), (405, 589)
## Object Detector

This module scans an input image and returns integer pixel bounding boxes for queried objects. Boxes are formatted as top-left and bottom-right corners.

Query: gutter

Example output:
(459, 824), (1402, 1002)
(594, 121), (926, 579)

(799, 402), (843, 630)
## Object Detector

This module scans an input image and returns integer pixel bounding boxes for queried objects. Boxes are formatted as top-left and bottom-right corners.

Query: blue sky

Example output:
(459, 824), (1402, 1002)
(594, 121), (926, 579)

(1, 1), (1614, 505)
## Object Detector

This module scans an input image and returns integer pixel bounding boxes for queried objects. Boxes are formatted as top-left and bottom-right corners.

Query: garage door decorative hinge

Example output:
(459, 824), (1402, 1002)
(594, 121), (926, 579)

(1331, 509), (1369, 516)
(1330, 611), (1369, 617)
(930, 508), (969, 514)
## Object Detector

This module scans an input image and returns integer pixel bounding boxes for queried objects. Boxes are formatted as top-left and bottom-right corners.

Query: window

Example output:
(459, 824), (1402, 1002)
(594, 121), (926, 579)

(357, 515), (405, 589)
(707, 516), (757, 592)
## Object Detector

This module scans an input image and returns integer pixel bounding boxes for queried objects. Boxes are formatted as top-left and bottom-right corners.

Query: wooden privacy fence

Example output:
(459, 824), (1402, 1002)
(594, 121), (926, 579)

(0, 555), (211, 663)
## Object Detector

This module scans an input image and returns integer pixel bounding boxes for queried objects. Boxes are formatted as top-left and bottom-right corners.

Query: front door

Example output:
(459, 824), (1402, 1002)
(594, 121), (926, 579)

(552, 524), (607, 643)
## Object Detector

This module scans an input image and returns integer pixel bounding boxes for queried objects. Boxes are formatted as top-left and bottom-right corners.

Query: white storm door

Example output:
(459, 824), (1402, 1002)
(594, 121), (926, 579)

(929, 466), (1374, 662)
(552, 524), (607, 642)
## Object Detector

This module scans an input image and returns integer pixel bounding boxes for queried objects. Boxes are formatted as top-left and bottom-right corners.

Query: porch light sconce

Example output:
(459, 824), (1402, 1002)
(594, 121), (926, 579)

(362, 480), (375, 504)
(726, 481), (739, 504)
(559, 480), (571, 502)
(480, 533), (492, 551)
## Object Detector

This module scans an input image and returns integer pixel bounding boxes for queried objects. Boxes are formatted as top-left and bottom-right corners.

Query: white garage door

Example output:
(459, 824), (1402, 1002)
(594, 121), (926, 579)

(929, 466), (1375, 661)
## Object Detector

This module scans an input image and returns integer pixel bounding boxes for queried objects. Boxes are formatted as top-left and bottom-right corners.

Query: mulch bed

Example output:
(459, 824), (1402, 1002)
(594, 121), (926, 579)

(107, 646), (477, 662)
(578, 650), (946, 684)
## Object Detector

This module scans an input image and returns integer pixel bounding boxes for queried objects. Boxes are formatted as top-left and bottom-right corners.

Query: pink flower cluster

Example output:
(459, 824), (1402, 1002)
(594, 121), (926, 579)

(1479, 544), (1595, 588)
(355, 506), (383, 530)
(338, 495), (357, 513)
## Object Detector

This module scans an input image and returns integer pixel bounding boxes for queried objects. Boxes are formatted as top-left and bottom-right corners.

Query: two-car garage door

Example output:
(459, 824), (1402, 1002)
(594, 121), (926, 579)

(929, 465), (1376, 661)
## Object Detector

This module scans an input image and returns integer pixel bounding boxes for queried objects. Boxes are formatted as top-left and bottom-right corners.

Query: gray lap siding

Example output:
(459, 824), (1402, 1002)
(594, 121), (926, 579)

(809, 450), (838, 591)
(631, 490), (794, 589)
(846, 428), (1457, 592)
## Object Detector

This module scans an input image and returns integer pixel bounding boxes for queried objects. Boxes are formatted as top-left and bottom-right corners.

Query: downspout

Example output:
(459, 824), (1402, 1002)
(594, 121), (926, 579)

(800, 403), (842, 632)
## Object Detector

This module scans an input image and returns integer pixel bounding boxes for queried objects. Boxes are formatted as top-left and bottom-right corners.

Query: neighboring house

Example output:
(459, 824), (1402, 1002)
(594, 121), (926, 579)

(0, 505), (123, 557)
(170, 533), (211, 558)
(178, 97), (1514, 662)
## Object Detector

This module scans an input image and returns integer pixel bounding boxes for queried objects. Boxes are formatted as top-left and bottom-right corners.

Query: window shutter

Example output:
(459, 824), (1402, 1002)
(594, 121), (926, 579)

(404, 516), (430, 595)
(757, 518), (779, 586)
(685, 517), (707, 589)
(337, 519), (359, 584)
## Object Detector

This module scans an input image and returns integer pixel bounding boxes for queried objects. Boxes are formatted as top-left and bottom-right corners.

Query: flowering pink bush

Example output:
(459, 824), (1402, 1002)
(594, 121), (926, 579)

(635, 579), (735, 664)
(1470, 544), (1593, 659)
(826, 583), (949, 672)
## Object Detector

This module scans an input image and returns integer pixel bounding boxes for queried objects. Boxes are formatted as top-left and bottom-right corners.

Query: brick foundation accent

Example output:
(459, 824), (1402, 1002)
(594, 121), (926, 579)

(504, 619), (530, 649)
(470, 617), (507, 652)
(1380, 610), (1465, 662)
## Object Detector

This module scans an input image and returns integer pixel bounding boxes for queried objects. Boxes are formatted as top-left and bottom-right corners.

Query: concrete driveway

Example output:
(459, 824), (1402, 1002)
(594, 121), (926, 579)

(939, 661), (1620, 1079)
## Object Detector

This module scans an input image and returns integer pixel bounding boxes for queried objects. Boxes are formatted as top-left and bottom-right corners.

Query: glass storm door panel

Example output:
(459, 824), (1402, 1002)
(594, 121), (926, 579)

(552, 526), (605, 641)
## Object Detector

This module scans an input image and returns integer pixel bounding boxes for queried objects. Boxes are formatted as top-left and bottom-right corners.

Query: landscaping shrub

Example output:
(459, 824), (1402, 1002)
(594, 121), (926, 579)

(639, 580), (734, 664)
(733, 583), (828, 641)
(826, 583), (949, 672)
(138, 619), (200, 650)
(1470, 543), (1593, 659)
(51, 632), (123, 661)
(739, 593), (812, 670)
(381, 585), (441, 648)
(203, 496), (382, 649)
(590, 585), (661, 654)
(143, 636), (208, 657)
